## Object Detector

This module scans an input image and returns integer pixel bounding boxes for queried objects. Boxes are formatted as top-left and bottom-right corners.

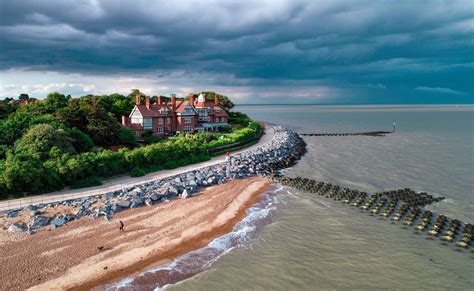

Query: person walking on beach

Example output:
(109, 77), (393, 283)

(119, 220), (125, 232)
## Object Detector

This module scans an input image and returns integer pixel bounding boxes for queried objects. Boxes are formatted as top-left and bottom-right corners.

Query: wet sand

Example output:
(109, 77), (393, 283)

(0, 177), (271, 290)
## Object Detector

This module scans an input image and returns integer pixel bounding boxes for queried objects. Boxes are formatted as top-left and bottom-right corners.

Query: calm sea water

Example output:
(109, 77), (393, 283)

(114, 105), (474, 290)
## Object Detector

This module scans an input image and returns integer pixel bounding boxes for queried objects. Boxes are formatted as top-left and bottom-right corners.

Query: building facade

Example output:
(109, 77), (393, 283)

(121, 93), (229, 137)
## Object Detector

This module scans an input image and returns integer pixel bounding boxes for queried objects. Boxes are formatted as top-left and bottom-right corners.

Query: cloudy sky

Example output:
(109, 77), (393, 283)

(0, 0), (473, 104)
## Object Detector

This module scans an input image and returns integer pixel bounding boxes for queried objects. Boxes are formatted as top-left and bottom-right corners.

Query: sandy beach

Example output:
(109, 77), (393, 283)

(0, 177), (271, 290)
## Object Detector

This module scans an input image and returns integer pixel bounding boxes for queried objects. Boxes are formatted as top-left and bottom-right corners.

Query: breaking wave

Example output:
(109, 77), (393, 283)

(100, 190), (279, 291)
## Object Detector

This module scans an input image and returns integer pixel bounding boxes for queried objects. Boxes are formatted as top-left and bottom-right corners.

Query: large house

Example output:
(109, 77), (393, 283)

(121, 93), (229, 137)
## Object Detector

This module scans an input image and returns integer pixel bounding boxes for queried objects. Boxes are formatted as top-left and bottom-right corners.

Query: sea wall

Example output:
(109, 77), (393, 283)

(4, 126), (306, 234)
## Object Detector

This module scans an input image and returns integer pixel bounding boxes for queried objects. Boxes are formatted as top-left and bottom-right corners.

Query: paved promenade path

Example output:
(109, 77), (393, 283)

(0, 125), (275, 211)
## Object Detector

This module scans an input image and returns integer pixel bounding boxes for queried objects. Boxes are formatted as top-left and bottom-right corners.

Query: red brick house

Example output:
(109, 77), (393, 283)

(121, 93), (229, 137)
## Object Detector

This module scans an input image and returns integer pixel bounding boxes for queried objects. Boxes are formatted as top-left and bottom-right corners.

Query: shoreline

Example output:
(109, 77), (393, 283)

(0, 177), (272, 290)
(77, 177), (271, 290)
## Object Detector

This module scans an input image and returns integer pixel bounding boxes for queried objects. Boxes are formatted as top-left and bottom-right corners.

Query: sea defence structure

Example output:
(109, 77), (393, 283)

(3, 127), (307, 233)
(270, 175), (473, 251)
(299, 131), (392, 137)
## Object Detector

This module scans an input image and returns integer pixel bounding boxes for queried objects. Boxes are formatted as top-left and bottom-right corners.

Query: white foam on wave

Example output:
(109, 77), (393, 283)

(104, 192), (279, 290)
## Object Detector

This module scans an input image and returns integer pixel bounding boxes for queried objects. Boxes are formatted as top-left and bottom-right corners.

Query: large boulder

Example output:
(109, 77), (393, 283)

(31, 217), (50, 229)
(207, 177), (216, 185)
(8, 223), (26, 232)
(75, 209), (87, 217)
(6, 211), (19, 218)
(64, 215), (76, 221)
(130, 197), (144, 208)
(111, 203), (122, 213)
(181, 189), (190, 199)
(50, 218), (67, 228)
(30, 210), (41, 217)
(188, 180), (198, 189)
(168, 185), (179, 196)
(118, 200), (131, 208)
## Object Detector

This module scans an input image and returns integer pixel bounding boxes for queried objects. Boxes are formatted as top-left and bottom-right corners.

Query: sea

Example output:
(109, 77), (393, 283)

(108, 105), (474, 290)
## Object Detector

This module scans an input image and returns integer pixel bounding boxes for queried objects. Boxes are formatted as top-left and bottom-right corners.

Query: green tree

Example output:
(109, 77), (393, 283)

(128, 89), (146, 105)
(14, 124), (75, 159)
(65, 127), (95, 153)
(117, 127), (139, 147)
(0, 103), (56, 146)
(2, 152), (46, 194)
(18, 93), (29, 101)
(44, 92), (70, 111)
(0, 99), (18, 119)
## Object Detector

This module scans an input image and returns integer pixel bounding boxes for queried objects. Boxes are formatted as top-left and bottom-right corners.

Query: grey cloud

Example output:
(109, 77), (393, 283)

(0, 0), (472, 103)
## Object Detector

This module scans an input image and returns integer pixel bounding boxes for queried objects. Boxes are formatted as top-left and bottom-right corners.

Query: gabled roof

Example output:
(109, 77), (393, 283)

(175, 100), (197, 114)
(134, 104), (173, 117)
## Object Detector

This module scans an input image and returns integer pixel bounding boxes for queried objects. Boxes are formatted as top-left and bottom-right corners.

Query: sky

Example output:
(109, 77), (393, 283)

(0, 0), (473, 104)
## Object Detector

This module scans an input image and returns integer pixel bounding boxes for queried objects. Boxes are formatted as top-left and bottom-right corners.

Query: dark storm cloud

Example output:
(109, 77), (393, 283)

(0, 0), (472, 103)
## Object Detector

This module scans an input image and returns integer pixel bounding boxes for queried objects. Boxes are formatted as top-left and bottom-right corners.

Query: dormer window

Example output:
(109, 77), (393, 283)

(214, 107), (220, 112)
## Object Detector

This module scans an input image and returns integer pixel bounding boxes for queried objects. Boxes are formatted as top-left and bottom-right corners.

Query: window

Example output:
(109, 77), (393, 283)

(198, 108), (209, 121)
(158, 118), (164, 125)
(135, 131), (140, 137)
(184, 126), (192, 133)
(221, 117), (225, 122)
(160, 109), (169, 114)
(184, 118), (192, 124)
(214, 108), (220, 112)
(166, 118), (171, 124)
(131, 117), (142, 124)
(157, 127), (163, 133)
(143, 118), (152, 129)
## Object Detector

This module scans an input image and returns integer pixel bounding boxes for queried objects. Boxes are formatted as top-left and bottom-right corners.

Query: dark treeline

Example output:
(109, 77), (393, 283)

(0, 90), (255, 199)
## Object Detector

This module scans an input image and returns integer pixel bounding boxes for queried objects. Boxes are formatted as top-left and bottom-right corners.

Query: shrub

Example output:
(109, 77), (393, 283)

(131, 166), (147, 177)
(70, 176), (102, 189)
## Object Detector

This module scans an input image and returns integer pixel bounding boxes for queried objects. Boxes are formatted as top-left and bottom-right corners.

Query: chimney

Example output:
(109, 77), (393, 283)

(171, 94), (177, 110)
(214, 94), (219, 106)
(146, 95), (150, 109)
(189, 94), (195, 105)
(121, 116), (127, 126)
(157, 96), (162, 105)
(135, 95), (141, 105)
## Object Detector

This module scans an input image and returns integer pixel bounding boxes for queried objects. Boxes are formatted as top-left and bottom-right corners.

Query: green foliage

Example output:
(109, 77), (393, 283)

(117, 127), (139, 147)
(2, 152), (46, 195)
(58, 96), (121, 146)
(131, 166), (146, 177)
(98, 93), (135, 121)
(228, 111), (253, 127)
(44, 92), (70, 111)
(0, 100), (18, 119)
(18, 93), (29, 101)
(65, 127), (95, 153)
(0, 104), (57, 146)
(143, 130), (163, 145)
(70, 176), (102, 189)
(14, 124), (75, 159)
